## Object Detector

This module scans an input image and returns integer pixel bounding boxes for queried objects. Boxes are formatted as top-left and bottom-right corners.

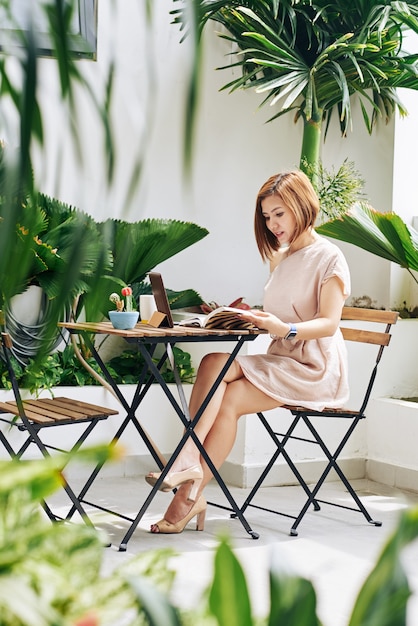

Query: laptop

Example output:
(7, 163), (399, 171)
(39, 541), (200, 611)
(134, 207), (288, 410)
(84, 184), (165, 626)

(147, 272), (175, 327)
(148, 272), (210, 328)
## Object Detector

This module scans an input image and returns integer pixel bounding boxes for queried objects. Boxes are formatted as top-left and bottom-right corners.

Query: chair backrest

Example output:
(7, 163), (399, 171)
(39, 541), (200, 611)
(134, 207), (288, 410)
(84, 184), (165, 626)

(340, 307), (398, 413)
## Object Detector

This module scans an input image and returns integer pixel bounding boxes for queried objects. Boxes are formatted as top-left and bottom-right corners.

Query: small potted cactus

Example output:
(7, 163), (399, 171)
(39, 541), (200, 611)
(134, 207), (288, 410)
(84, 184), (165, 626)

(108, 286), (139, 329)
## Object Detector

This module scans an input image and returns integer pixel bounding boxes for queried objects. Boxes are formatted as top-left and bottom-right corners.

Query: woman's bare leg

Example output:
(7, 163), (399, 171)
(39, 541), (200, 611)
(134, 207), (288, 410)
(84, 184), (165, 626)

(163, 352), (243, 473)
(198, 376), (281, 481)
(153, 375), (281, 529)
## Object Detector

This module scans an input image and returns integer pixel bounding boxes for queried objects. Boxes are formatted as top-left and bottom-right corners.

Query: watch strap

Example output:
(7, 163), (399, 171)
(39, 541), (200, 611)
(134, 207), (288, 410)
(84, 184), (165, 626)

(284, 323), (297, 340)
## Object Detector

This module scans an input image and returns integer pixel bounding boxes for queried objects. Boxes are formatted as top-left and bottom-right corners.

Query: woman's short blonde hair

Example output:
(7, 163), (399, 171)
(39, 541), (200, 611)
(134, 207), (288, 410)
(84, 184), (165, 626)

(254, 170), (319, 261)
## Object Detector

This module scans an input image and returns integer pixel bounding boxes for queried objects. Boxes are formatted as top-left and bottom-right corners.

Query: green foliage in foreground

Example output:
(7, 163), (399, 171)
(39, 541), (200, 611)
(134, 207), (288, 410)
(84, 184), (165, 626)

(205, 507), (418, 626)
(1, 452), (418, 625)
(0, 453), (179, 626)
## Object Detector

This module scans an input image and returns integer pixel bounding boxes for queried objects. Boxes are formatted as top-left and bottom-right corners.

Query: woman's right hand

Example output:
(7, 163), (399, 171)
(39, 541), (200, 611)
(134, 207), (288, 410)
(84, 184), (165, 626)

(237, 309), (288, 337)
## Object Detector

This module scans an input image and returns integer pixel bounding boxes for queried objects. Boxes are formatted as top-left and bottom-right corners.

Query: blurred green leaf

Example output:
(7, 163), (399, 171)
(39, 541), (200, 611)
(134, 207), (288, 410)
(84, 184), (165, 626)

(0, 458), (64, 502)
(209, 536), (253, 626)
(269, 546), (322, 626)
(127, 575), (183, 626)
(0, 450), (180, 624)
(349, 507), (418, 626)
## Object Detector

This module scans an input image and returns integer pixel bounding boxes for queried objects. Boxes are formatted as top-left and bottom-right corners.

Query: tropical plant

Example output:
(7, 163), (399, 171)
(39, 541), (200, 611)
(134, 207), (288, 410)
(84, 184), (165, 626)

(0, 452), (180, 625)
(172, 0), (418, 177)
(0, 179), (113, 360)
(0, 343), (195, 392)
(205, 508), (418, 626)
(305, 159), (366, 222)
(12, 194), (112, 315)
(1, 161), (208, 322)
(80, 217), (208, 322)
(317, 201), (418, 286)
(2, 184), (208, 378)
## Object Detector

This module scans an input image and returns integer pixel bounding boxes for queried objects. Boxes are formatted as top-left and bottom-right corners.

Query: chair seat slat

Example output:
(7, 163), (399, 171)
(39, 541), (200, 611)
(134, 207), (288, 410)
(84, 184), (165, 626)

(0, 401), (21, 416)
(282, 404), (359, 416)
(0, 397), (118, 424)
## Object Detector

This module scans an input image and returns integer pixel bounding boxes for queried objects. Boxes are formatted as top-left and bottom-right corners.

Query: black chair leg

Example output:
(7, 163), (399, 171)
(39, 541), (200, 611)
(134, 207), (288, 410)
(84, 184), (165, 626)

(237, 412), (320, 527)
(287, 415), (382, 535)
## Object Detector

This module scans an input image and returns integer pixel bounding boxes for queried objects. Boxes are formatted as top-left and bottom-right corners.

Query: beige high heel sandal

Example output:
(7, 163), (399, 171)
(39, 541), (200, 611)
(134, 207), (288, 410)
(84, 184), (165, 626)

(145, 463), (203, 502)
(150, 497), (207, 534)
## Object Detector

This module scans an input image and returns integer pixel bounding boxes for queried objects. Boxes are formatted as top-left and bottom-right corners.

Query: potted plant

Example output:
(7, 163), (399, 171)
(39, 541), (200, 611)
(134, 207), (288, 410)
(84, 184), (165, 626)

(0, 179), (207, 377)
(108, 286), (139, 329)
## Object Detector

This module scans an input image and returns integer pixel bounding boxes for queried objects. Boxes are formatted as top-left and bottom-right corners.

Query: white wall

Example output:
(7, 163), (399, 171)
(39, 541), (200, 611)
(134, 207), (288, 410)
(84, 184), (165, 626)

(366, 318), (418, 492)
(392, 86), (418, 309)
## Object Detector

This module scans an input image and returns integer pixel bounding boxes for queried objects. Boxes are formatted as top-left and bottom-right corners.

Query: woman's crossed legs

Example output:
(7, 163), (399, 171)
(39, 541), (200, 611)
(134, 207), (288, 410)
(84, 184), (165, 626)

(149, 352), (281, 532)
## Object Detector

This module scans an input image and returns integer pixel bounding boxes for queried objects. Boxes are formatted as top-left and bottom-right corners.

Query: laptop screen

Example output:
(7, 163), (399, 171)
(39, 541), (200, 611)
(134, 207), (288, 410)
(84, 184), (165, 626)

(147, 272), (174, 327)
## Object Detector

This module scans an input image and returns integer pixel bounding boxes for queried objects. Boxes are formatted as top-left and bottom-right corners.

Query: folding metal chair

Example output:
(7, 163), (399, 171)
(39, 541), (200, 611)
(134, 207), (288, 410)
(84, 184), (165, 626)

(0, 331), (119, 525)
(238, 307), (399, 535)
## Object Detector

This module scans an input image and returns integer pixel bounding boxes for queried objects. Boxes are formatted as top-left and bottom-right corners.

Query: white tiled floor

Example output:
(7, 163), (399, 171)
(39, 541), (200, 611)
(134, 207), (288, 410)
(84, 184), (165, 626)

(52, 477), (418, 626)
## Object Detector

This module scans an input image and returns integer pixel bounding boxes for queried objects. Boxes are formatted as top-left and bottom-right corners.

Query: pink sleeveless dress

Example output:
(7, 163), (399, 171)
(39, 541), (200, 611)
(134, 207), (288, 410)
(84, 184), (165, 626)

(236, 236), (351, 410)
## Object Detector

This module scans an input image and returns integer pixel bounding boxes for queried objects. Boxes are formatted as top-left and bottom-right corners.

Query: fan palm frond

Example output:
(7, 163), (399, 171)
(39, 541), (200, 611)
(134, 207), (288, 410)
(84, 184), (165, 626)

(99, 218), (209, 285)
(81, 218), (209, 320)
(317, 202), (418, 280)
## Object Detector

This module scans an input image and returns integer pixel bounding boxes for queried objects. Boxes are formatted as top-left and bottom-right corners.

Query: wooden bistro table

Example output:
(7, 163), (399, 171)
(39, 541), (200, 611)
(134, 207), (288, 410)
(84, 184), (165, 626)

(59, 320), (265, 550)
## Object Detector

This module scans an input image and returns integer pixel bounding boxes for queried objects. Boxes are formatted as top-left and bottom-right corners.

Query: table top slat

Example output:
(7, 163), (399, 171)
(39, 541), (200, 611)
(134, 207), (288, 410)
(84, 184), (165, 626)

(59, 321), (266, 337)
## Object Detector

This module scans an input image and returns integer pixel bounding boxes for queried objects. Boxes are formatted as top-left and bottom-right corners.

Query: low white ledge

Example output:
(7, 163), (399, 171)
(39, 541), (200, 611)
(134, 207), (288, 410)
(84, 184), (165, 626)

(366, 396), (418, 492)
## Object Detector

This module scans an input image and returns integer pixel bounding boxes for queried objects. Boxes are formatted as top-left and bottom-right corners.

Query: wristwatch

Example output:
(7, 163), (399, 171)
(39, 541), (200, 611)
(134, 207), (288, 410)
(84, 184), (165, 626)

(284, 323), (297, 340)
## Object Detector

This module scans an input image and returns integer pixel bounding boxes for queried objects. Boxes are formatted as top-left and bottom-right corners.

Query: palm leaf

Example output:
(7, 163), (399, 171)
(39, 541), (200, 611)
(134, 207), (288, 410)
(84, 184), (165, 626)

(269, 545), (321, 626)
(165, 287), (204, 308)
(36, 194), (113, 303)
(126, 576), (182, 626)
(208, 536), (253, 626)
(98, 218), (208, 285)
(317, 201), (418, 272)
